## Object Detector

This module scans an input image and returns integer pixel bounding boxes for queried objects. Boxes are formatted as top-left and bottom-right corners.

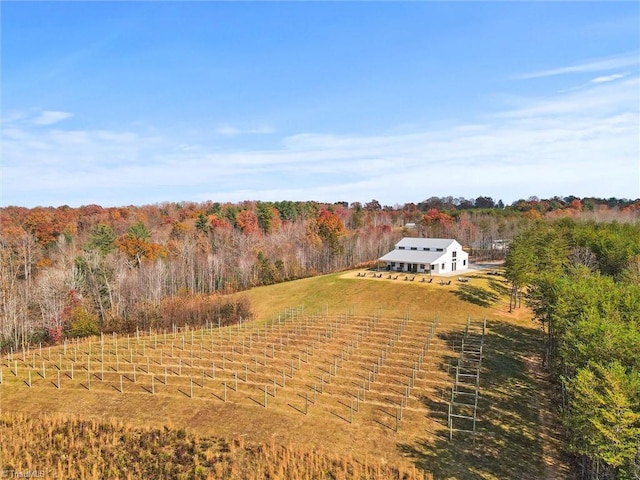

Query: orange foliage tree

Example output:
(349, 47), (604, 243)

(236, 209), (261, 236)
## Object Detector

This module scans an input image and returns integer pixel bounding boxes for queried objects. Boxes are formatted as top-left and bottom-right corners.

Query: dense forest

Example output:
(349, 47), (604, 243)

(505, 219), (640, 479)
(1, 195), (638, 353)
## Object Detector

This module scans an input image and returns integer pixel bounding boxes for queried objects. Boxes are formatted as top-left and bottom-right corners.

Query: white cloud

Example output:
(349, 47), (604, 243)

(590, 73), (627, 83)
(215, 124), (276, 136)
(2, 73), (638, 207)
(515, 53), (639, 79)
(33, 110), (74, 126)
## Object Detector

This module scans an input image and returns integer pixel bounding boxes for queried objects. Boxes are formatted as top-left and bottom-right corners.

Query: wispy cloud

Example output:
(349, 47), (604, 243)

(215, 124), (276, 136)
(33, 110), (74, 126)
(590, 73), (628, 83)
(2, 74), (638, 207)
(515, 53), (639, 80)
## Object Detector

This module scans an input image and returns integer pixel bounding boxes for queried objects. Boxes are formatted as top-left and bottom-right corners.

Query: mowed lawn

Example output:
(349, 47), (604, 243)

(1, 270), (567, 479)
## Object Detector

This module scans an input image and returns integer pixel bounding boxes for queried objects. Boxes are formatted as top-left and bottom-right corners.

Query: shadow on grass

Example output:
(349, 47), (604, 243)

(452, 284), (500, 307)
(487, 279), (510, 296)
(399, 321), (555, 480)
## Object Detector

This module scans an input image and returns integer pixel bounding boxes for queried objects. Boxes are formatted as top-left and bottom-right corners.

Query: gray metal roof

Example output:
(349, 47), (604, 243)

(395, 238), (458, 249)
(378, 250), (446, 264)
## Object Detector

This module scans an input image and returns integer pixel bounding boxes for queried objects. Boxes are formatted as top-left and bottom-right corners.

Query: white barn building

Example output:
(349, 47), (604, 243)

(378, 238), (469, 274)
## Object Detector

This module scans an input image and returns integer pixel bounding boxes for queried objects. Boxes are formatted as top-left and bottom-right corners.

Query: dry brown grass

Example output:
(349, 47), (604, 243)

(0, 413), (432, 479)
(0, 269), (559, 479)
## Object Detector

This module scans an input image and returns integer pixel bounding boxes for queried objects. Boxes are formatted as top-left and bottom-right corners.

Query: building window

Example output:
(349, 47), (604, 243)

(442, 263), (445, 269)
(391, 263), (396, 267)
(410, 247), (417, 250)
(463, 259), (467, 266)
(436, 248), (444, 252)
(420, 264), (425, 269)
(399, 246), (405, 250)
(452, 251), (457, 258)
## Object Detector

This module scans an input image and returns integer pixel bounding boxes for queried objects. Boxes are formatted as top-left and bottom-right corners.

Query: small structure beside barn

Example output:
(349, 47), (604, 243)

(378, 238), (469, 274)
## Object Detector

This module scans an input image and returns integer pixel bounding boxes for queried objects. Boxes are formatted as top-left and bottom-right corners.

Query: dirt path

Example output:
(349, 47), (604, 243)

(524, 354), (572, 479)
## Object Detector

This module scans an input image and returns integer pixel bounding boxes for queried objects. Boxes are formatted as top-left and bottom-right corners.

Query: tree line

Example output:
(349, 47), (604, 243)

(505, 219), (640, 479)
(1, 197), (637, 353)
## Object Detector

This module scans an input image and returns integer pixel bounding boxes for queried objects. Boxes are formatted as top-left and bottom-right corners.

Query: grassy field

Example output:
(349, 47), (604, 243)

(0, 269), (568, 479)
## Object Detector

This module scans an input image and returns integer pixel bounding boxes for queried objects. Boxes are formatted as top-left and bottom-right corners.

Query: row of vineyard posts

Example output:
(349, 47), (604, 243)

(0, 305), (489, 439)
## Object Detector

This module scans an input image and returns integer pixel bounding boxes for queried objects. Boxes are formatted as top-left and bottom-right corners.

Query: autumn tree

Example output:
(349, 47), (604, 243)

(116, 221), (164, 267)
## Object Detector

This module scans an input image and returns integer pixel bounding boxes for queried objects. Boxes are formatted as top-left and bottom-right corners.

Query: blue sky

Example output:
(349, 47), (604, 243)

(1, 2), (639, 208)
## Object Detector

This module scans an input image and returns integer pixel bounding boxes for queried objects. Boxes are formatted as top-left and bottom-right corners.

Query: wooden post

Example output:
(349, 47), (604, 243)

(42, 361), (46, 379)
(87, 369), (91, 390)
(151, 374), (155, 395)
(350, 399), (353, 424)
(133, 365), (137, 383)
(264, 386), (267, 408)
(28, 370), (32, 387)
(70, 363), (74, 380)
(120, 374), (123, 393)
(395, 407), (399, 432)
(57, 370), (61, 389)
(223, 382), (227, 402)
